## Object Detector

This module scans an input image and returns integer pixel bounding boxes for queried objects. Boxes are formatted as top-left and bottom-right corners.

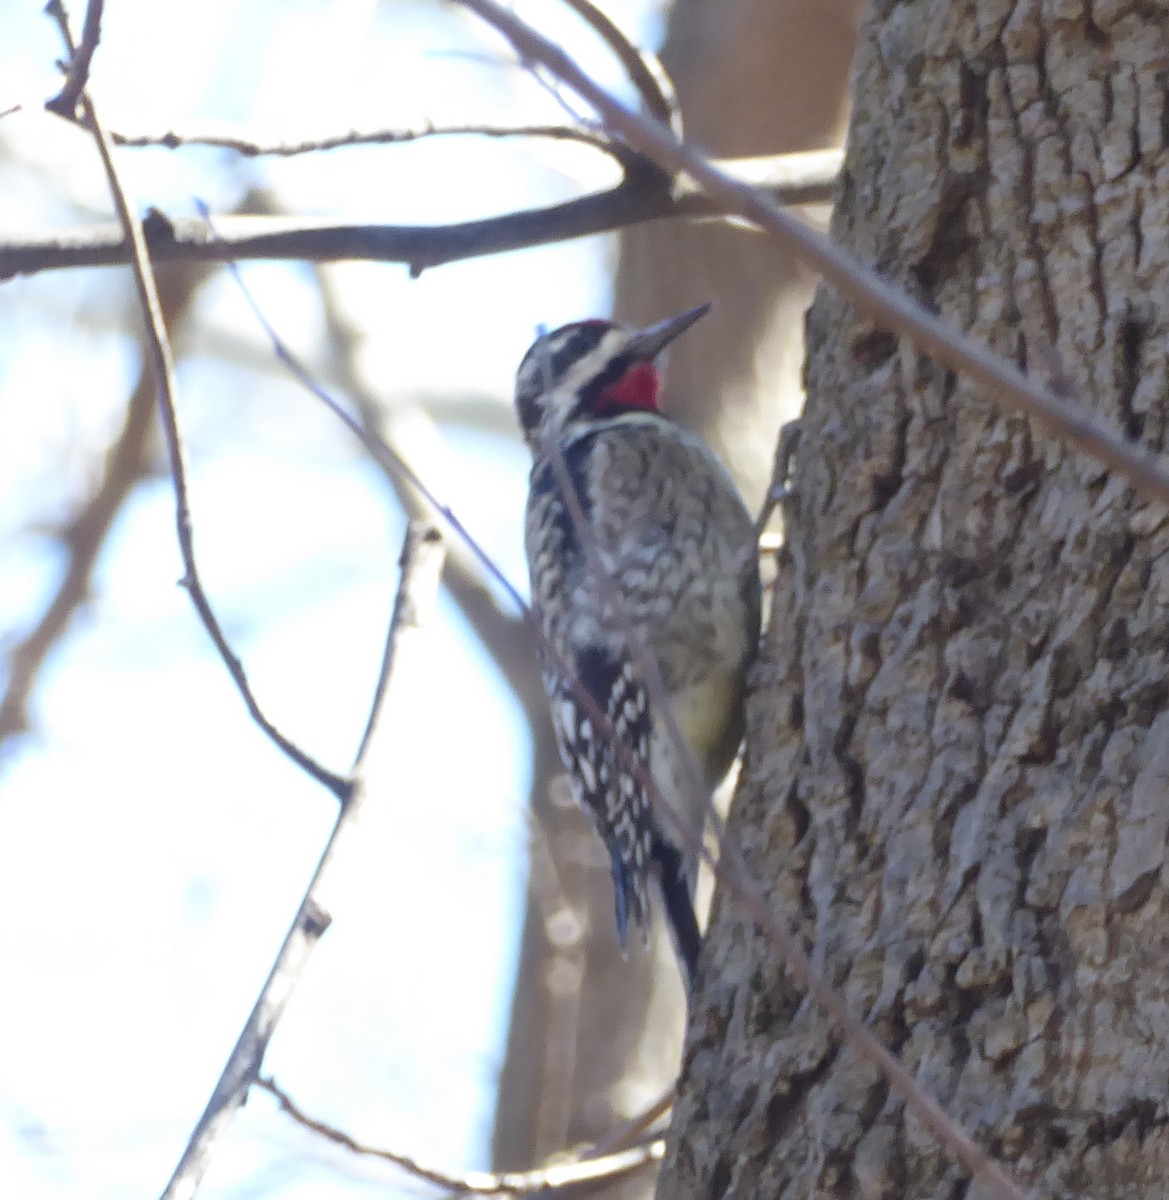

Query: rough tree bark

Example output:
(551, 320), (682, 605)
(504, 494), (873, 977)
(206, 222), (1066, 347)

(491, 1), (860, 1191)
(664, 2), (1169, 1197)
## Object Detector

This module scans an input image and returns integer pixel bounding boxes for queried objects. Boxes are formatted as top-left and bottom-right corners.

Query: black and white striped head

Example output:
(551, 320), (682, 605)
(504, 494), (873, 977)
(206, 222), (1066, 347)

(514, 304), (710, 449)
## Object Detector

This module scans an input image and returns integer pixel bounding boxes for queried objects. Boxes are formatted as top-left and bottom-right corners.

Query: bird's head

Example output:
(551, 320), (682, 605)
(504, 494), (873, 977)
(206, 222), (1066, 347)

(514, 303), (710, 449)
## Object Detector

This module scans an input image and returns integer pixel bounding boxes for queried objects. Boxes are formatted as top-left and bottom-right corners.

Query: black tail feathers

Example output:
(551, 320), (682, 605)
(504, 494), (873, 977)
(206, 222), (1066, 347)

(653, 839), (702, 990)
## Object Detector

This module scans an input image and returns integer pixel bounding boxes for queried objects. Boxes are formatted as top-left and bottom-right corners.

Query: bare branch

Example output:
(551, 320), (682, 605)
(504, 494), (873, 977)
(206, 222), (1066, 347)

(0, 150), (842, 280)
(162, 903), (331, 1200)
(255, 250), (579, 948)
(585, 1088), (673, 1155)
(160, 522), (448, 1200)
(558, 0), (678, 131)
(206, 226), (529, 616)
(110, 120), (614, 156)
(51, 23), (350, 799)
(257, 1075), (662, 1196)
(0, 263), (210, 748)
(307, 264), (548, 731)
(353, 526), (447, 763)
(457, 0), (1169, 520)
(44, 0), (104, 119)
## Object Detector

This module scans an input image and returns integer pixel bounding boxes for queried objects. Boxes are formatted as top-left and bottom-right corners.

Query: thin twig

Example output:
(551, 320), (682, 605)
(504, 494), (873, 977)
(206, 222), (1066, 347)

(0, 150), (843, 280)
(162, 903), (332, 1200)
(52, 36), (349, 799)
(257, 1076), (662, 1196)
(353, 525), (446, 763)
(110, 120), (614, 156)
(558, 0), (678, 131)
(200, 212), (528, 616)
(218, 246), (712, 1131)
(160, 522), (448, 1200)
(456, 0), (1169, 518)
(308, 263), (533, 687)
(259, 251), (582, 1009)
(44, 0), (103, 119)
(584, 1088), (673, 1156)
(306, 260), (564, 849)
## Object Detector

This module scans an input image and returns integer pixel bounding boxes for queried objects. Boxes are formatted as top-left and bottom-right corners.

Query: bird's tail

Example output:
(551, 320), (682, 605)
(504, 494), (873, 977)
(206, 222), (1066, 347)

(653, 839), (701, 990)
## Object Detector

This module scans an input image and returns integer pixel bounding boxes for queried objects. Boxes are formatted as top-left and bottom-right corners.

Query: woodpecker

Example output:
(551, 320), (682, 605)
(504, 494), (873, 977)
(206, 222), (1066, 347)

(516, 304), (761, 988)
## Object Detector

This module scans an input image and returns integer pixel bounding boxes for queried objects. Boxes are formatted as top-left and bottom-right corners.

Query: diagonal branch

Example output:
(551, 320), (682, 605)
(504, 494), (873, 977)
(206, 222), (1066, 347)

(163, 904), (331, 1200)
(204, 224), (527, 616)
(35, 42), (456, 1200)
(159, 522), (448, 1200)
(558, 0), (678, 130)
(55, 36), (349, 799)
(307, 262), (553, 749)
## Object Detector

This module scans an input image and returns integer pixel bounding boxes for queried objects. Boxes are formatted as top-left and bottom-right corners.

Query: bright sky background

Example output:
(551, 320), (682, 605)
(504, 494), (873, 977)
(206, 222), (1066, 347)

(0, 1), (665, 1196)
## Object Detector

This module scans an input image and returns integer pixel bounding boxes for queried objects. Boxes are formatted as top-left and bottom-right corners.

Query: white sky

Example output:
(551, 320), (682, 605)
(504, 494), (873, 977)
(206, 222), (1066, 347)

(0, 1), (664, 1196)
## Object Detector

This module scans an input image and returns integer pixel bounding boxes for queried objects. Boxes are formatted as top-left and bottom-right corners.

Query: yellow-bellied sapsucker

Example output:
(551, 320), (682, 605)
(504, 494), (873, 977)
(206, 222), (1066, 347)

(515, 304), (761, 988)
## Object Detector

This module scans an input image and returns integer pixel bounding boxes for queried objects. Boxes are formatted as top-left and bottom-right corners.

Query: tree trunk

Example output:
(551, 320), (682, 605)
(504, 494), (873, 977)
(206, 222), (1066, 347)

(664, 3), (1169, 1197)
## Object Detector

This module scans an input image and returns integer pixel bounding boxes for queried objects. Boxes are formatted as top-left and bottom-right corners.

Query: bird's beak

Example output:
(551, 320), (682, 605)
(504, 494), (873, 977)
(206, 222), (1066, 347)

(629, 303), (712, 360)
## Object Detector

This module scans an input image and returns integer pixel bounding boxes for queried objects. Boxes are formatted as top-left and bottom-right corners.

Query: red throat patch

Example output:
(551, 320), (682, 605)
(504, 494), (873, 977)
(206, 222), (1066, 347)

(597, 362), (661, 414)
